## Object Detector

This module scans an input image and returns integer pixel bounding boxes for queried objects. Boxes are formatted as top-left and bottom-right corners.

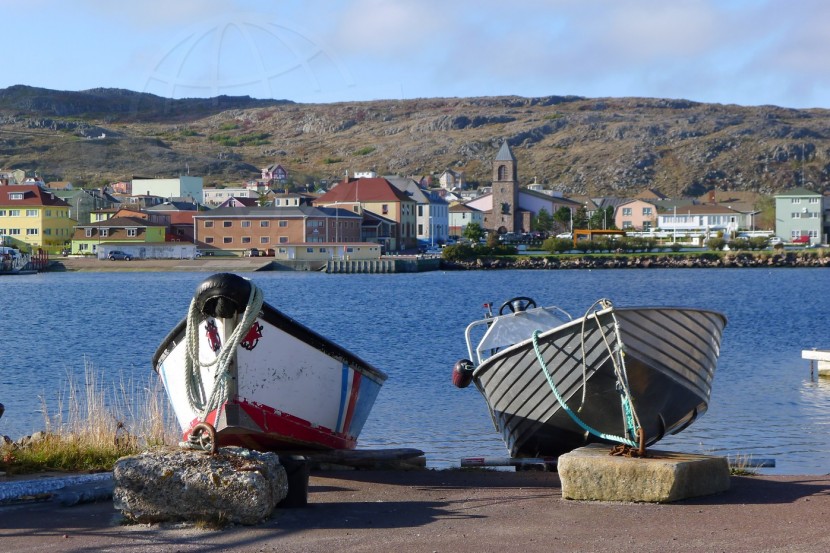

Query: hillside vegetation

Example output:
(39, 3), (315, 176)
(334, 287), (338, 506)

(1, 85), (828, 197)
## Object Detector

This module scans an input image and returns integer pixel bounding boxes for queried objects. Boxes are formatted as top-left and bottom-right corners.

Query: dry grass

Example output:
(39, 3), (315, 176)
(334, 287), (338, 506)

(0, 359), (179, 475)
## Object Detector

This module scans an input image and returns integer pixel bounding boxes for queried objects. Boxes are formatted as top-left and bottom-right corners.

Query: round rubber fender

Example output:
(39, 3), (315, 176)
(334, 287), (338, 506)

(452, 359), (476, 388)
(194, 273), (253, 318)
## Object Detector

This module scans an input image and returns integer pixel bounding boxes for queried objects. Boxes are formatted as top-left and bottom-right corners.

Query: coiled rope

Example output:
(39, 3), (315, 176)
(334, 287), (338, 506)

(183, 282), (263, 422)
(531, 299), (641, 447)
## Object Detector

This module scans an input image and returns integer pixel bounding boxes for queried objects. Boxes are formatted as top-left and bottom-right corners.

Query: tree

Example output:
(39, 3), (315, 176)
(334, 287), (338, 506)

(573, 206), (589, 229)
(532, 208), (554, 233)
(463, 222), (485, 243)
(553, 207), (572, 233)
(589, 206), (616, 230)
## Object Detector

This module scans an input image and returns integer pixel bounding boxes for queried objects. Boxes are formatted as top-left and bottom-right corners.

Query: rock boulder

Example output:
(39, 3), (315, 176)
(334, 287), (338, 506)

(113, 446), (288, 525)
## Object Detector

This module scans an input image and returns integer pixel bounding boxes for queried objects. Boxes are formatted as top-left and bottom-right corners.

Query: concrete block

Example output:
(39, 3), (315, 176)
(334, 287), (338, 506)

(113, 446), (288, 524)
(558, 444), (730, 503)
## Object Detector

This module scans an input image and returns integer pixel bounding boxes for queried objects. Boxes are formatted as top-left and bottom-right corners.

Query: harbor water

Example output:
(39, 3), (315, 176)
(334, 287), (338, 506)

(1, 267), (828, 474)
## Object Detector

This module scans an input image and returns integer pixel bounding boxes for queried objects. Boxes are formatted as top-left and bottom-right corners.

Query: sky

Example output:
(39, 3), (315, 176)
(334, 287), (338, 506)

(3, 0), (830, 109)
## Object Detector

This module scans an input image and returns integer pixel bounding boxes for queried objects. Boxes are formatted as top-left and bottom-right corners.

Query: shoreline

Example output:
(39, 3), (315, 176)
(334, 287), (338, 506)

(3, 469), (830, 552)
(44, 249), (830, 273)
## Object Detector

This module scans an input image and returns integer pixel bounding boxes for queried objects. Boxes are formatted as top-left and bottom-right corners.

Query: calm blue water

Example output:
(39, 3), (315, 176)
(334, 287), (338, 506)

(1, 268), (828, 474)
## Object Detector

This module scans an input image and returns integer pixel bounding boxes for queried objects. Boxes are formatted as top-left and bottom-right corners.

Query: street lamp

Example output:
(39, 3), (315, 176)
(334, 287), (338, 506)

(430, 215), (434, 247)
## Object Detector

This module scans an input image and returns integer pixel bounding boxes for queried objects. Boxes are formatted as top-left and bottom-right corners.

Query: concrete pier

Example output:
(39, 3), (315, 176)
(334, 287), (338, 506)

(558, 444), (730, 503)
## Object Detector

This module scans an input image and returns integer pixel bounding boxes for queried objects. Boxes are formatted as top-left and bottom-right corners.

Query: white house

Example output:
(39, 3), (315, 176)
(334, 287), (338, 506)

(203, 187), (259, 206)
(132, 176), (204, 203)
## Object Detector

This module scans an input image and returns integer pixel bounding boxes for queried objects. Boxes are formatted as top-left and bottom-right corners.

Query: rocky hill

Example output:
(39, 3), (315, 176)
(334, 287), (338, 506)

(1, 84), (828, 197)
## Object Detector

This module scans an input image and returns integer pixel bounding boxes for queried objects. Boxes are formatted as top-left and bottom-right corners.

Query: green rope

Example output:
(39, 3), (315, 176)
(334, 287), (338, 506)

(531, 329), (638, 447)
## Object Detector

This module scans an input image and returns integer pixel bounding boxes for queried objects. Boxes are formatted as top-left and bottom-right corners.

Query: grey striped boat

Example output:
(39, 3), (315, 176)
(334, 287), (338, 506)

(453, 297), (727, 459)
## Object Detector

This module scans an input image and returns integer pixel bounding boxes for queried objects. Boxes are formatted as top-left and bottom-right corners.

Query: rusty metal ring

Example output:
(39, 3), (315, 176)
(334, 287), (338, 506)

(191, 422), (217, 455)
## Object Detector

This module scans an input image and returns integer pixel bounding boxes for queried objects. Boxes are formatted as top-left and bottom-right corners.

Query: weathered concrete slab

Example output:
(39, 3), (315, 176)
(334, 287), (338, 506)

(558, 444), (730, 503)
(113, 446), (288, 524)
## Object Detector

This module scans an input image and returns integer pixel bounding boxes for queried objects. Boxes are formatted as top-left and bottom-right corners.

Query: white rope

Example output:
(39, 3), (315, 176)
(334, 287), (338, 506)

(183, 282), (264, 421)
(577, 298), (642, 439)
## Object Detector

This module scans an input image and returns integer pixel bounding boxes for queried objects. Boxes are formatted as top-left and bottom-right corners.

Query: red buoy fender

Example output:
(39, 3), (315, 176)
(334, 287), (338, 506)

(452, 359), (475, 388)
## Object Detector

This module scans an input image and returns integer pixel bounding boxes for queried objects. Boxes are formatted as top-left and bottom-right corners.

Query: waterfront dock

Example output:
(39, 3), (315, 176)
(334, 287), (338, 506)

(803, 348), (830, 376)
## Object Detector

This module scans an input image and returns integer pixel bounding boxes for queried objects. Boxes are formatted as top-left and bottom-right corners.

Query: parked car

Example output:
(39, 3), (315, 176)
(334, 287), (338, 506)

(108, 250), (132, 261)
(247, 248), (260, 257)
(768, 236), (783, 246)
(792, 236), (811, 245)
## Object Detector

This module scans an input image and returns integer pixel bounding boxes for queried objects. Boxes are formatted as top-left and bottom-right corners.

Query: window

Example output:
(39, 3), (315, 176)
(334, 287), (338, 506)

(346, 247), (354, 253)
(260, 236), (269, 244)
(85, 228), (93, 237)
(9, 209), (19, 216)
(8, 228), (20, 235)
(622, 208), (632, 216)
(622, 221), (633, 229)
(241, 237), (251, 244)
(382, 204), (389, 215)
(127, 228), (137, 237)
(809, 198), (820, 204)
(223, 221), (232, 228)
(791, 198), (801, 204)
(279, 248), (287, 254)
(306, 247), (314, 253)
(278, 220), (287, 227)
(319, 248), (326, 253)
(9, 192), (23, 200)
(242, 221), (251, 228)
(260, 221), (269, 227)
(418, 205), (423, 216)
(0, 210), (5, 216)
(792, 212), (801, 218)
(26, 228), (38, 235)
(642, 207), (652, 216)
(26, 209), (37, 217)
(279, 236), (288, 243)
(45, 210), (51, 216)
(205, 221), (214, 228)
(100, 228), (109, 237)
(223, 237), (233, 244)
(44, 228), (52, 235)
(205, 236), (214, 243)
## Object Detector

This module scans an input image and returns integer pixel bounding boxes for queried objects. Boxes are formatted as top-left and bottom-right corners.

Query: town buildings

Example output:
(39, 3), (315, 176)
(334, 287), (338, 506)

(774, 187), (824, 245)
(0, 184), (75, 251)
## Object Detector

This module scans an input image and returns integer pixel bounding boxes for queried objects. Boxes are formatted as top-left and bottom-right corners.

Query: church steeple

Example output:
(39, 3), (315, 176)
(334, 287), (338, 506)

(490, 140), (519, 233)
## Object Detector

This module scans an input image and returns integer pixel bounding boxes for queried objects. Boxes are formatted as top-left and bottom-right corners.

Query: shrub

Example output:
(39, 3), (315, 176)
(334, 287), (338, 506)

(543, 237), (573, 253)
(353, 146), (376, 156)
(442, 243), (477, 261)
(727, 238), (750, 251)
(749, 237), (769, 250)
(706, 237), (727, 251)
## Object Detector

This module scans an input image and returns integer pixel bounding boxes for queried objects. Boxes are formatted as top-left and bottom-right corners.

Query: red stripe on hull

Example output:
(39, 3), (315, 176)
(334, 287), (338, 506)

(341, 372), (362, 434)
(184, 398), (357, 451)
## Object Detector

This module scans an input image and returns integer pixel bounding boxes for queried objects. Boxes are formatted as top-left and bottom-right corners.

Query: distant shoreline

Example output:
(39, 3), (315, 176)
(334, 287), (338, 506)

(42, 249), (830, 273)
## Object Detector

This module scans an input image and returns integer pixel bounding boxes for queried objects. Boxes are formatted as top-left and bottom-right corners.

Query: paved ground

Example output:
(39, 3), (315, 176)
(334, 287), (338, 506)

(3, 469), (830, 552)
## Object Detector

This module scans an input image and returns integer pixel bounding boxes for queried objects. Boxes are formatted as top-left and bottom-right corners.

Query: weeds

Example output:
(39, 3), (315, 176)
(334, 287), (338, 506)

(0, 359), (178, 475)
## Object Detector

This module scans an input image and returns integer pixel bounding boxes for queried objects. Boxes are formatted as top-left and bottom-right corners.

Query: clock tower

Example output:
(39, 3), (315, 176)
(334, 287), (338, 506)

(491, 140), (519, 233)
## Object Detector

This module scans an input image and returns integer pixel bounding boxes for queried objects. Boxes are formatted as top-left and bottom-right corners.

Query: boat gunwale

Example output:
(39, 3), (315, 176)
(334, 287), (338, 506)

(152, 300), (387, 383)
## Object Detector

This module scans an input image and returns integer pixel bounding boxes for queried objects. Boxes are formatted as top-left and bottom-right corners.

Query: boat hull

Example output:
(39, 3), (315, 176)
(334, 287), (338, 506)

(154, 277), (386, 452)
(473, 306), (726, 458)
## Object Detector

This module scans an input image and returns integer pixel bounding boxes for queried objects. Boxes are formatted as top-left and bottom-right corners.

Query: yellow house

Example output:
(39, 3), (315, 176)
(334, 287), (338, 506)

(0, 184), (75, 253)
(70, 216), (167, 256)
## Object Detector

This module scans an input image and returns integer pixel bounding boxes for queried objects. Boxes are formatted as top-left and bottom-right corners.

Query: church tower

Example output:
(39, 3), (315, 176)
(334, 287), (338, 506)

(491, 140), (519, 233)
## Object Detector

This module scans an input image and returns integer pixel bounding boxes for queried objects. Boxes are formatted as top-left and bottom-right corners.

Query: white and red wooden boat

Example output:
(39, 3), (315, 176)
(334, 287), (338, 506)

(153, 273), (387, 452)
